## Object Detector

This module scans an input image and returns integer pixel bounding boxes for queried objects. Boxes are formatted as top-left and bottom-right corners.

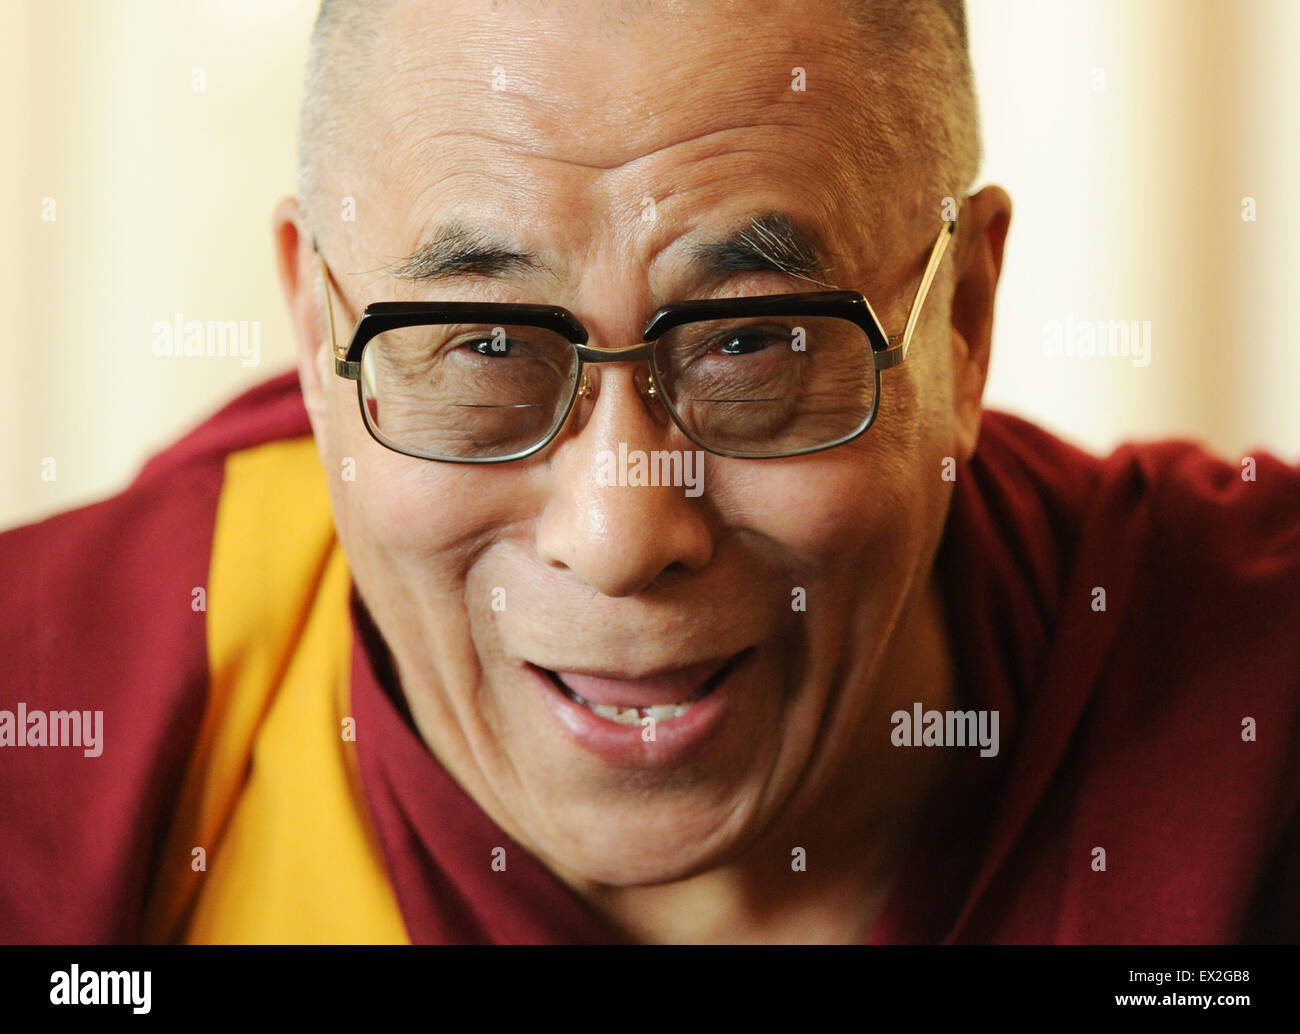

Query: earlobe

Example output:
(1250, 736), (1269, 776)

(950, 326), (984, 463)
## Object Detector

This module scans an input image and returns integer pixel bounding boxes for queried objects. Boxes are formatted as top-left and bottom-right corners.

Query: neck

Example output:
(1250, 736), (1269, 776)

(583, 566), (960, 944)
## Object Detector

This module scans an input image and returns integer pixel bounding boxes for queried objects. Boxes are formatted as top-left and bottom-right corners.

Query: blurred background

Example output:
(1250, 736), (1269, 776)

(2, 0), (1298, 530)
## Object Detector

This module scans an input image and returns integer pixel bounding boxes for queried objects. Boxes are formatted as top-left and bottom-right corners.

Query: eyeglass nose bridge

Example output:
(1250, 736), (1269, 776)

(572, 342), (661, 401)
(573, 342), (657, 364)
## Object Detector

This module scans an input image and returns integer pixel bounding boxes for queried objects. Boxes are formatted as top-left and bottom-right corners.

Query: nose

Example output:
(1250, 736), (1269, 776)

(535, 363), (714, 598)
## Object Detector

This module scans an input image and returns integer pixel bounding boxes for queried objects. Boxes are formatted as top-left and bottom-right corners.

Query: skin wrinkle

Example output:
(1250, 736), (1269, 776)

(277, 0), (1008, 943)
(378, 126), (857, 302)
(299, 0), (961, 228)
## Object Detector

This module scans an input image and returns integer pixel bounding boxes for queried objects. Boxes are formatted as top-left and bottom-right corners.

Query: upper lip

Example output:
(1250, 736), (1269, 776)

(524, 652), (742, 681)
(528, 648), (753, 709)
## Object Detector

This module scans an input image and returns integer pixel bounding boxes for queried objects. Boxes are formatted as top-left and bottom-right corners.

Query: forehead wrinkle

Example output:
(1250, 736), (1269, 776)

(380, 115), (876, 235)
(355, 29), (899, 298)
(373, 149), (877, 307)
(302, 0), (972, 280)
(369, 0), (890, 171)
(354, 12), (899, 235)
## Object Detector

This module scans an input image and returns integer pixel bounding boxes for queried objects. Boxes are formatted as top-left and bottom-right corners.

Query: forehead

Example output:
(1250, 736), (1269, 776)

(349, 0), (913, 286)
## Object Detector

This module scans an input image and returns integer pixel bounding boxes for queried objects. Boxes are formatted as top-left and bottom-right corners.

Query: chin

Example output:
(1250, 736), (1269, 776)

(533, 805), (754, 887)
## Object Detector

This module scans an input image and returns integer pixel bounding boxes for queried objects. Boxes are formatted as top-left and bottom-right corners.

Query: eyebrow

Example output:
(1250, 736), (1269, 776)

(384, 210), (837, 290)
(688, 212), (837, 289)
(385, 222), (547, 283)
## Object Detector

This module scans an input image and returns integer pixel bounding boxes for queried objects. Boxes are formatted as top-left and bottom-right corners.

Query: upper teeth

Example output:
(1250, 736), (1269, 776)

(573, 697), (693, 725)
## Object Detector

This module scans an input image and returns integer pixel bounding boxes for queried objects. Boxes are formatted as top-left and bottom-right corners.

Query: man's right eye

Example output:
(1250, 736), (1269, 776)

(467, 333), (514, 357)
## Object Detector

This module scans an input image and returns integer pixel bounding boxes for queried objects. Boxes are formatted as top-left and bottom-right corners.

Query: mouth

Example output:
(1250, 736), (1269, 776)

(531, 649), (753, 726)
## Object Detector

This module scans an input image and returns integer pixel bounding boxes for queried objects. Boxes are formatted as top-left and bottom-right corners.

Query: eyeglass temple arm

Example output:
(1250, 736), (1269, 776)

(313, 236), (360, 378)
(873, 218), (958, 371)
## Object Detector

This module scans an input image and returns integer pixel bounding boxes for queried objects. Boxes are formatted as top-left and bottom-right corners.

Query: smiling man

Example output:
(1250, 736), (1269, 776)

(281, 0), (996, 943)
(1, 0), (1297, 946)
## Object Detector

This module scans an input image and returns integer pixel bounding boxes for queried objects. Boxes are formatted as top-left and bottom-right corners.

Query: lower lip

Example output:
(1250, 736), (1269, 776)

(525, 652), (752, 766)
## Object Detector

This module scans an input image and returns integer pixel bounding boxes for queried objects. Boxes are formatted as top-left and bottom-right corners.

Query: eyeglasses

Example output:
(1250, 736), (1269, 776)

(314, 217), (956, 462)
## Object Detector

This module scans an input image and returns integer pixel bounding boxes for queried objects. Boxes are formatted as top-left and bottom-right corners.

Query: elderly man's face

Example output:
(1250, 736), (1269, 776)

(287, 0), (988, 891)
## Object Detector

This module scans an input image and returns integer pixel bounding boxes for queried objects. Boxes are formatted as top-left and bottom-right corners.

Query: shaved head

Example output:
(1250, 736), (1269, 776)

(296, 0), (980, 236)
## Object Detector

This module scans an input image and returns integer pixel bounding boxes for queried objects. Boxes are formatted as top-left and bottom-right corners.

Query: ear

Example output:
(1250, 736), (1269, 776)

(948, 185), (1011, 462)
(271, 196), (330, 430)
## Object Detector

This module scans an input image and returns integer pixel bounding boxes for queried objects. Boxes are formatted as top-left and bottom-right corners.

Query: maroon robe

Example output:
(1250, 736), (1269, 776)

(1, 370), (1296, 942)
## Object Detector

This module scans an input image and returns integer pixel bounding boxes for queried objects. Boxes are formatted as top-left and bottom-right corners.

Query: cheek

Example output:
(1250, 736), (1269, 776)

(342, 458), (524, 591)
(713, 440), (923, 573)
(319, 376), (506, 567)
(706, 346), (950, 567)
(321, 407), (534, 689)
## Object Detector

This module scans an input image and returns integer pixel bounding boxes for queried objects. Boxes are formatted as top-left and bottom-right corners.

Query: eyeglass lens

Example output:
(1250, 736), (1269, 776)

(357, 314), (876, 460)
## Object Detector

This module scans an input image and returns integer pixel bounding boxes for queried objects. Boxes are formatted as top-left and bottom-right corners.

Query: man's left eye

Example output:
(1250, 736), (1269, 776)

(719, 330), (777, 355)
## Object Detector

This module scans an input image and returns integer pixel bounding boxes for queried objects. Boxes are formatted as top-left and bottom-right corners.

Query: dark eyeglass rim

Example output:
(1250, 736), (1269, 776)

(353, 342), (884, 462)
(315, 216), (957, 462)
